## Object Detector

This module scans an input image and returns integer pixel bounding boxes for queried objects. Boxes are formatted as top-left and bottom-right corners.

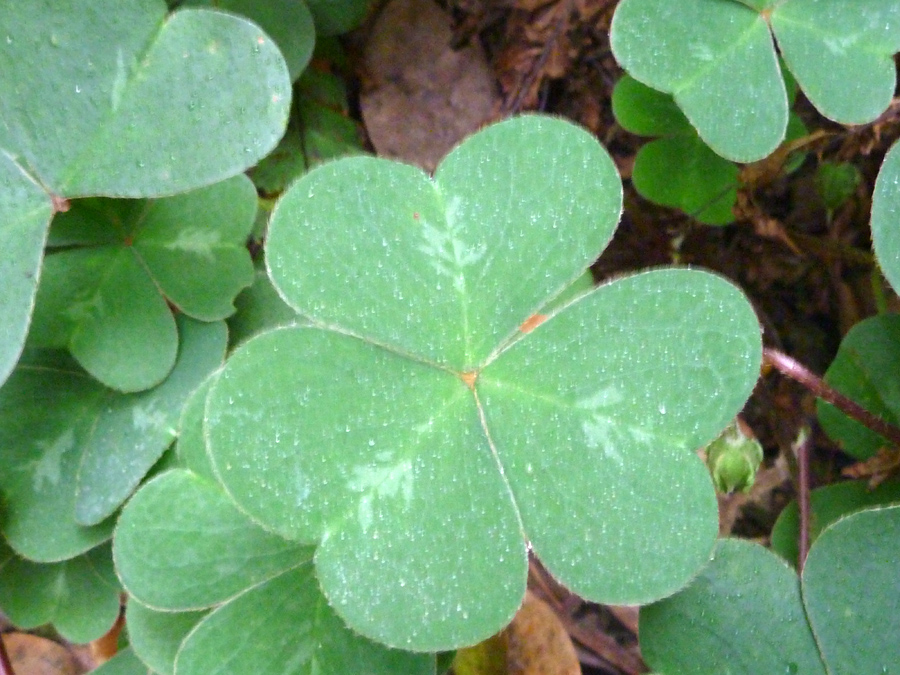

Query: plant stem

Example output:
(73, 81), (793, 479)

(0, 635), (15, 675)
(762, 348), (900, 449)
(794, 429), (812, 569)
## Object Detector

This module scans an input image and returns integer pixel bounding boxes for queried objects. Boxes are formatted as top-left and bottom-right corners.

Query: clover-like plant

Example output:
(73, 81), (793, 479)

(641, 506), (900, 674)
(113, 115), (762, 656)
(0, 0), (293, 387)
(640, 135), (900, 675)
(26, 176), (257, 392)
(0, 318), (228, 563)
(817, 140), (900, 460)
(611, 0), (900, 162)
(771, 478), (900, 567)
(612, 75), (739, 225)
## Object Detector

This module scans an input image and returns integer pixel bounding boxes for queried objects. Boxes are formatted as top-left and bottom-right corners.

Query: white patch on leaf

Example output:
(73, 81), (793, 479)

(417, 197), (485, 291)
(163, 229), (222, 261)
(348, 458), (414, 533)
(32, 429), (76, 492)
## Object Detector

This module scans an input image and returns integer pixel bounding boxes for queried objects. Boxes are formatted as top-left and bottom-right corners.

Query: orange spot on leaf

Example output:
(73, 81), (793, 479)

(519, 314), (548, 334)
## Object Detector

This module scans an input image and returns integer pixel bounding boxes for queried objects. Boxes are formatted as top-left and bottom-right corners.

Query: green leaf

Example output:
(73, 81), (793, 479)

(612, 75), (692, 137)
(478, 269), (753, 603)
(266, 115), (622, 370)
(0, 543), (121, 643)
(305, 0), (370, 35)
(75, 317), (228, 525)
(611, 0), (785, 162)
(90, 648), (153, 675)
(0, 0), (288, 390)
(208, 327), (527, 650)
(29, 247), (178, 392)
(612, 77), (738, 225)
(611, 0), (900, 162)
(814, 161), (861, 212)
(640, 538), (827, 675)
(127, 601), (207, 675)
(632, 135), (738, 225)
(205, 116), (762, 649)
(175, 565), (437, 675)
(29, 176), (255, 391)
(0, 319), (224, 560)
(227, 265), (304, 348)
(771, 0), (900, 125)
(643, 509), (900, 674)
(817, 314), (900, 459)
(0, 0), (291, 198)
(802, 505), (900, 673)
(128, 175), (258, 321)
(115, 471), (434, 675)
(183, 0), (315, 81)
(770, 479), (900, 567)
(871, 139), (900, 292)
(0, 153), (53, 387)
(114, 469), (312, 610)
(0, 358), (115, 561)
(174, 376), (220, 481)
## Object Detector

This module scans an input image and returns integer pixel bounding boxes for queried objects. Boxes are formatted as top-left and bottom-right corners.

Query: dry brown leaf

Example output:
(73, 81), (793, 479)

(842, 447), (900, 488)
(506, 592), (581, 675)
(3, 633), (82, 675)
(361, 0), (499, 172)
(451, 592), (580, 675)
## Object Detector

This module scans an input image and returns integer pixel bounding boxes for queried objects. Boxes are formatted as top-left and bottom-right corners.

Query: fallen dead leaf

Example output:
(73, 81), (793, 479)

(842, 446), (900, 488)
(506, 592), (581, 675)
(3, 633), (82, 675)
(361, 0), (499, 172)
(452, 592), (580, 675)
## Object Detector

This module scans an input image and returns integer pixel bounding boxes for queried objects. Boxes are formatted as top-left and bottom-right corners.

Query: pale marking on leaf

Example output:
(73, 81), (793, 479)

(32, 429), (76, 492)
(577, 387), (626, 466)
(65, 292), (105, 323)
(581, 418), (624, 466)
(111, 49), (127, 112)
(688, 42), (714, 62)
(417, 197), (485, 291)
(823, 33), (861, 56)
(576, 386), (624, 411)
(132, 403), (171, 433)
(347, 458), (414, 533)
(162, 229), (222, 261)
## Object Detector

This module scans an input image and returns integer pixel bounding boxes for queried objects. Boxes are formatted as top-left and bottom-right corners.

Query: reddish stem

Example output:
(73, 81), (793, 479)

(794, 430), (812, 569)
(763, 348), (900, 448)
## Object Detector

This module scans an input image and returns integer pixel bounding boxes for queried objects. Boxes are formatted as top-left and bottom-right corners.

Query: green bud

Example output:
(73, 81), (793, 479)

(705, 421), (764, 494)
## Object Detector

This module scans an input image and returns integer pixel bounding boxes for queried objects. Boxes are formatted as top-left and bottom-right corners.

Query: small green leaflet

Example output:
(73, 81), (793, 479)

(28, 176), (255, 392)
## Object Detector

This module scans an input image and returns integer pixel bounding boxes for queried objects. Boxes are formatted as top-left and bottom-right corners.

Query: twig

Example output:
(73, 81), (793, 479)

(502, 0), (573, 116)
(0, 635), (15, 675)
(763, 348), (900, 449)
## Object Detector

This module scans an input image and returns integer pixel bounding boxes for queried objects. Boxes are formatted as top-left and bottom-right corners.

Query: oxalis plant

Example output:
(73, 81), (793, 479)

(606, 0), (900, 668)
(114, 114), (763, 668)
(0, 0), (766, 667)
(3, 0), (900, 673)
